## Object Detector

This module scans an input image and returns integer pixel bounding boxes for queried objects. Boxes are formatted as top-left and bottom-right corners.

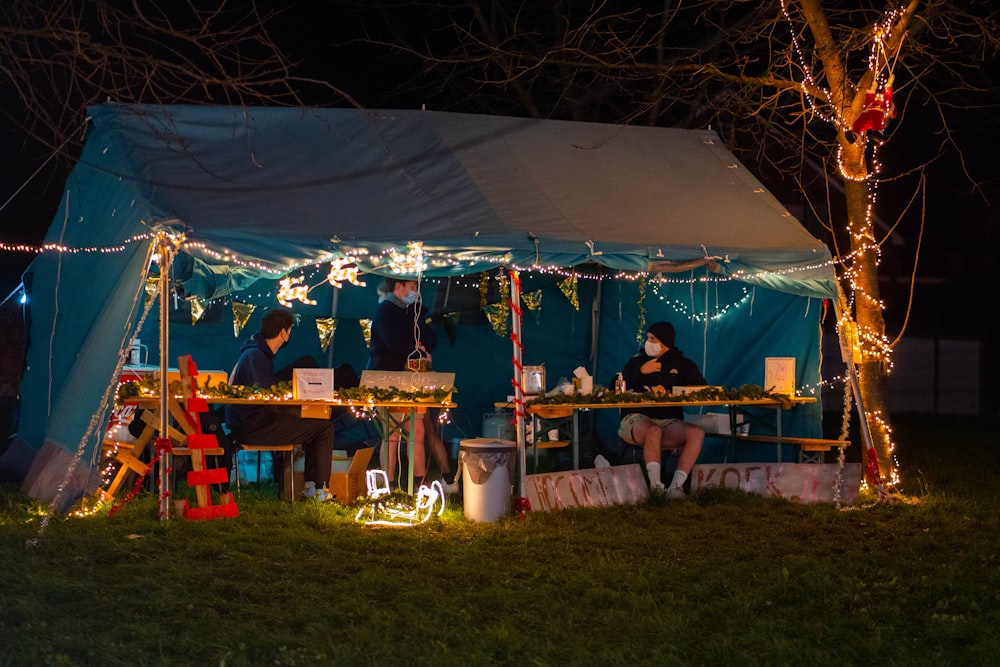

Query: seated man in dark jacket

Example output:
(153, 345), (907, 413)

(618, 321), (706, 498)
(226, 308), (334, 500)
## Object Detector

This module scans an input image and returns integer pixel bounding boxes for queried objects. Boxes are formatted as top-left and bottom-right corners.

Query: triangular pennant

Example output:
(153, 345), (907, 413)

(478, 272), (490, 308)
(483, 302), (508, 337)
(232, 301), (256, 337)
(316, 317), (337, 352)
(359, 319), (372, 348)
(557, 276), (579, 310)
(190, 298), (207, 325)
(522, 289), (543, 324)
(144, 275), (158, 302)
(443, 311), (461, 345)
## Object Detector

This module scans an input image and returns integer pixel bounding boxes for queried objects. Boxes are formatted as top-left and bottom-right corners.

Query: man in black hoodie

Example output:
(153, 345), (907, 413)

(226, 308), (334, 499)
(618, 321), (706, 498)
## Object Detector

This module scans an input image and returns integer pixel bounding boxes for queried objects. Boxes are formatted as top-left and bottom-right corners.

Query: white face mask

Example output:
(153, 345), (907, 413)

(402, 290), (419, 305)
(644, 341), (663, 357)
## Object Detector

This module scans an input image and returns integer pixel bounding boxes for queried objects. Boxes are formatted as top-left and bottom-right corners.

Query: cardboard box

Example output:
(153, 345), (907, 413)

(328, 447), (375, 503)
(299, 405), (332, 420)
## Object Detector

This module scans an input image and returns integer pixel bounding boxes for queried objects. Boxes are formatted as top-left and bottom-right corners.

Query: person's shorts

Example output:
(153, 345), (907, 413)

(617, 412), (678, 446)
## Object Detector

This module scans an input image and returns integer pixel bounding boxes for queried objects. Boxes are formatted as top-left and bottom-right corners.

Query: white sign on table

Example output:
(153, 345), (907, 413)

(292, 368), (335, 400)
(764, 357), (796, 394)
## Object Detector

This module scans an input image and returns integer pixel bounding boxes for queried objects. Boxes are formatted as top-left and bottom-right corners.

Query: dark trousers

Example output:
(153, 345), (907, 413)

(232, 413), (334, 487)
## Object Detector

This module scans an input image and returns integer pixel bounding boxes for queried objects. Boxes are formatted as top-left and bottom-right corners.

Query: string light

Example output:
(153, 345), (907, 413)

(276, 274), (317, 307)
(778, 2), (903, 491)
(354, 471), (445, 526)
(388, 242), (427, 274)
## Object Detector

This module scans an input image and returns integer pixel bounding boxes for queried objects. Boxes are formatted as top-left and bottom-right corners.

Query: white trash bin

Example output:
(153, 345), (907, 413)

(459, 438), (516, 522)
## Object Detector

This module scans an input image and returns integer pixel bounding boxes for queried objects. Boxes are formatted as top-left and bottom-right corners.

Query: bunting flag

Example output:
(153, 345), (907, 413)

(521, 289), (543, 324)
(144, 275), (158, 302)
(359, 319), (372, 348)
(190, 298), (207, 325)
(443, 311), (461, 345)
(232, 301), (256, 337)
(483, 302), (508, 336)
(478, 272), (490, 307)
(558, 275), (579, 310)
(316, 317), (336, 352)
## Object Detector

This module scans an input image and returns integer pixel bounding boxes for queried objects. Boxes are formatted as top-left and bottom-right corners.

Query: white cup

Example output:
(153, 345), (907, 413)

(547, 429), (559, 441)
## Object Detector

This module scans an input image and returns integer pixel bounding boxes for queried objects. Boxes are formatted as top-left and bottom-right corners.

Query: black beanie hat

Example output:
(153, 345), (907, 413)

(647, 321), (675, 348)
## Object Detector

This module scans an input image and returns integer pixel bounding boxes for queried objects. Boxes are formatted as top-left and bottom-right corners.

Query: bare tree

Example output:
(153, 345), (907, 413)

(0, 0), (354, 165)
(354, 0), (1000, 494)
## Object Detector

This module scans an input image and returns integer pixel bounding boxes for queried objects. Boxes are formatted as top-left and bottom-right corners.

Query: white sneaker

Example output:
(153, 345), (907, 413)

(667, 484), (686, 499)
(649, 481), (666, 493)
(301, 481), (316, 499)
(594, 454), (611, 468)
(443, 479), (459, 495)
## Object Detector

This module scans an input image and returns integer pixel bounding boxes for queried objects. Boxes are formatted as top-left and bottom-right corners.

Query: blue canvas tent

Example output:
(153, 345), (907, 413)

(8, 104), (839, 509)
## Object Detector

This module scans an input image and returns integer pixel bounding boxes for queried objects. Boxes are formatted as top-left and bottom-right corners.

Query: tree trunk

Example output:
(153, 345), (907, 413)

(841, 143), (897, 489)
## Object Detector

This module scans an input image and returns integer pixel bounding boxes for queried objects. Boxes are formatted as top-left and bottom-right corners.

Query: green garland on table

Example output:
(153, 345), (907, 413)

(524, 384), (793, 408)
(116, 376), (453, 404)
(337, 386), (455, 404)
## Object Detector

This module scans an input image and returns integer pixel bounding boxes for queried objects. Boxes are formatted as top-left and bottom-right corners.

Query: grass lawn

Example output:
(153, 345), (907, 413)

(1, 413), (997, 666)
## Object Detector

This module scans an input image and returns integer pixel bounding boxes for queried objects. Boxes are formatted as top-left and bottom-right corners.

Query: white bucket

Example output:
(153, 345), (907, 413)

(459, 438), (516, 522)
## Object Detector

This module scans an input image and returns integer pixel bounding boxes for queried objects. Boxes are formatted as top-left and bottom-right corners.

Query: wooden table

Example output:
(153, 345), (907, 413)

(125, 395), (457, 496)
(499, 396), (817, 469)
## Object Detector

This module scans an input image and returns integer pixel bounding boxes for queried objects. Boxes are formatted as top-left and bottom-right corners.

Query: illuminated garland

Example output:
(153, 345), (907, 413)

(117, 378), (454, 405)
(525, 384), (795, 408)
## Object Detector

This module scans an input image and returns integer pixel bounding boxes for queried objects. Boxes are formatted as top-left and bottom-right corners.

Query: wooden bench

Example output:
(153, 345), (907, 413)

(733, 434), (850, 464)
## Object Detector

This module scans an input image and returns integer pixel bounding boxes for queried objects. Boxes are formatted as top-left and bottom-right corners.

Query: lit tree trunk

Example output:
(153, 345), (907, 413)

(841, 148), (896, 486)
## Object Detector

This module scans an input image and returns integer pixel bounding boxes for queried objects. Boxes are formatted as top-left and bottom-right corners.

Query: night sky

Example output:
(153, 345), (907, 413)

(2, 3), (998, 347)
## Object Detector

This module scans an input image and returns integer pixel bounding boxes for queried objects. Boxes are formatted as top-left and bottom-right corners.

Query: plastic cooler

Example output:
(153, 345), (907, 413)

(458, 438), (516, 522)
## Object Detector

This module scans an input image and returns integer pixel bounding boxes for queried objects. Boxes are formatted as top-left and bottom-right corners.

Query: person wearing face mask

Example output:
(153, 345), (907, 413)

(368, 279), (458, 494)
(226, 308), (335, 500)
(617, 321), (706, 498)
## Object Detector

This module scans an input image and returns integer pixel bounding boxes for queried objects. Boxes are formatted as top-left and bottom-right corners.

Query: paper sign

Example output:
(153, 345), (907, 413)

(764, 357), (796, 394)
(692, 462), (861, 504)
(360, 370), (455, 391)
(525, 464), (649, 512)
(292, 368), (335, 399)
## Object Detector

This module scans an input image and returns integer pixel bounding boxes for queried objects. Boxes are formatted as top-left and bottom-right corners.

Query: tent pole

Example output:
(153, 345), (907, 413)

(508, 269), (528, 513)
(157, 236), (174, 520)
(327, 287), (339, 368)
(591, 278), (602, 384)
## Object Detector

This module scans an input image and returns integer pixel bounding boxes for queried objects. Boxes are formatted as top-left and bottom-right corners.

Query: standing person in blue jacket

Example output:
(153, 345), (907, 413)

(618, 321), (706, 498)
(368, 278), (457, 493)
(226, 308), (335, 500)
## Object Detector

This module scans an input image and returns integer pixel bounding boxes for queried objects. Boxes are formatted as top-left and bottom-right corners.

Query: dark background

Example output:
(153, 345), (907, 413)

(2, 3), (997, 415)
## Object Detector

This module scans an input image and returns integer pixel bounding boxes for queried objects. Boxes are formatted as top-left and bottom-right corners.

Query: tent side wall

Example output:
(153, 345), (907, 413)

(16, 121), (156, 508)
